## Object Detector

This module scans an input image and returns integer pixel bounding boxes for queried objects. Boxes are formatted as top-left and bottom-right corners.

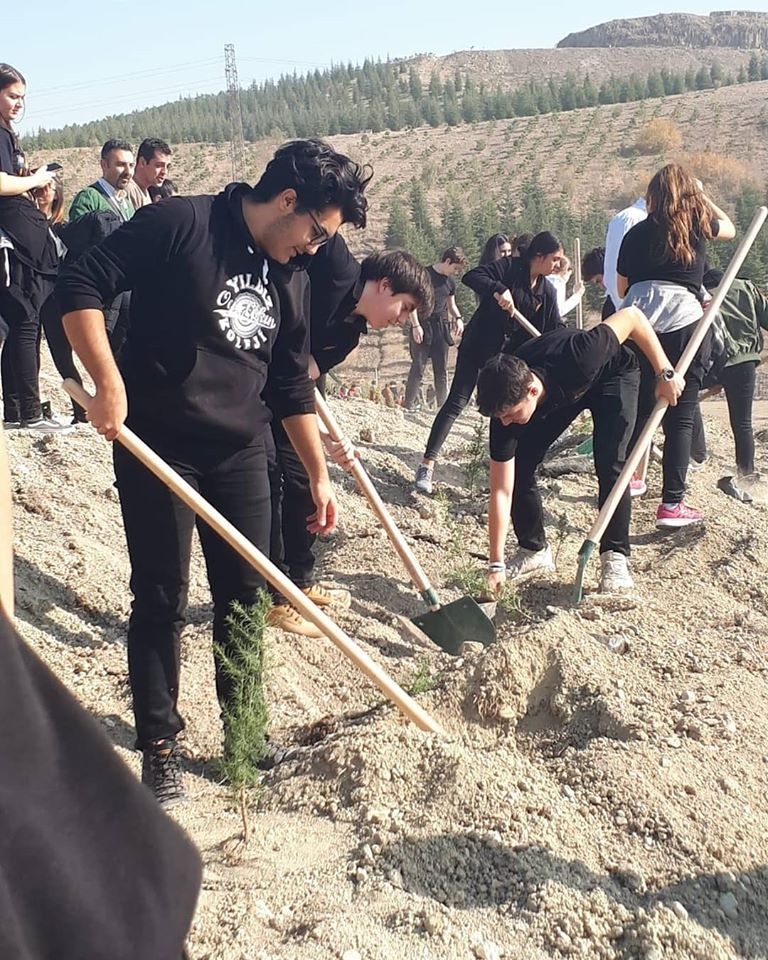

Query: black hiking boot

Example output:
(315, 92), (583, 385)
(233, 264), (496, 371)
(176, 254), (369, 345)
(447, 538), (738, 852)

(141, 738), (187, 808)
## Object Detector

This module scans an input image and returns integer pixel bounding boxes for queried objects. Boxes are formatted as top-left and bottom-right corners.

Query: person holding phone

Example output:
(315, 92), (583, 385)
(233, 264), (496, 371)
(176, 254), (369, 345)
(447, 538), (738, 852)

(0, 63), (72, 433)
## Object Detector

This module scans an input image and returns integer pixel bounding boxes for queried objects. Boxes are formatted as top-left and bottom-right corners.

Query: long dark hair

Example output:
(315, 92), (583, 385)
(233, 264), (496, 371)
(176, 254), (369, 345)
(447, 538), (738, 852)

(0, 64), (26, 170)
(0, 63), (26, 129)
(480, 233), (510, 265)
(646, 163), (714, 265)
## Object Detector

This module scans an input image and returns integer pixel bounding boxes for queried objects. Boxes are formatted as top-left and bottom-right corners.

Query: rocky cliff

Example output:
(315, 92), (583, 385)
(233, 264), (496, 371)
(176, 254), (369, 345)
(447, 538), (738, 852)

(558, 11), (768, 49)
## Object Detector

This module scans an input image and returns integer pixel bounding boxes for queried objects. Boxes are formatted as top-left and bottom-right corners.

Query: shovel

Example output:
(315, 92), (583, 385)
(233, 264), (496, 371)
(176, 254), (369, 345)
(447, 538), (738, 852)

(314, 389), (495, 656)
(63, 380), (444, 736)
(572, 205), (768, 603)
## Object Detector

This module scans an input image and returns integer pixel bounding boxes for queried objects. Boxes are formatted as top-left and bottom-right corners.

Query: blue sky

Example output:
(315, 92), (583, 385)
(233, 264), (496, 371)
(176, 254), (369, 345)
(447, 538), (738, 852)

(7, 0), (768, 133)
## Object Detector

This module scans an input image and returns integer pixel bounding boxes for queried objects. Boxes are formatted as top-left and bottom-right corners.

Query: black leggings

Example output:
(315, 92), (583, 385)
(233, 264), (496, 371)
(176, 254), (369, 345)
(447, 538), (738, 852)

(0, 259), (52, 423)
(423, 347), (482, 461)
(721, 361), (757, 476)
(630, 324), (711, 504)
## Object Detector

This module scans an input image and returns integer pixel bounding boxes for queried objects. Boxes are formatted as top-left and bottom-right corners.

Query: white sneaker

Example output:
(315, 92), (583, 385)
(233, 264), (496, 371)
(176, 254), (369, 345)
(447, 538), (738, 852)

(414, 463), (434, 494)
(598, 551), (634, 593)
(506, 544), (555, 580)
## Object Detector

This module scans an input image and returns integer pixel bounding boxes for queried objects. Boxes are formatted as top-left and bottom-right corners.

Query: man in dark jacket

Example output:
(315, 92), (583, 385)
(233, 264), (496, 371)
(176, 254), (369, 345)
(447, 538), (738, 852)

(57, 138), (371, 806)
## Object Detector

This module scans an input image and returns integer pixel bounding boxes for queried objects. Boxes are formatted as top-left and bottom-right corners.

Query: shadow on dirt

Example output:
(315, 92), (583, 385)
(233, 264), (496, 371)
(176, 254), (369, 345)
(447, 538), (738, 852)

(384, 832), (768, 955)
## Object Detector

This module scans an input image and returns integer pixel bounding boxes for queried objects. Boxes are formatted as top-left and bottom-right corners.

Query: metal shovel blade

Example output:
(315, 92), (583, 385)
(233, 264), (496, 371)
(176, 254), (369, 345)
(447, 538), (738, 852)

(411, 596), (496, 656)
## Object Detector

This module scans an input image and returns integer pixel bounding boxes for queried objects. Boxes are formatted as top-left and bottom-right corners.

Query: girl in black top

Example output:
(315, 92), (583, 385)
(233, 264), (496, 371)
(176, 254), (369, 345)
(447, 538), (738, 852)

(0, 63), (69, 432)
(415, 231), (563, 493)
(617, 163), (734, 528)
(479, 233), (513, 265)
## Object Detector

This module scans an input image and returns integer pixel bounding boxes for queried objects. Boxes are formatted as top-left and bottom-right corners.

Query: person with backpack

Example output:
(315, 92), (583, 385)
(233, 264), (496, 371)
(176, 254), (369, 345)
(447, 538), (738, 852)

(404, 246), (466, 410)
(695, 267), (768, 502)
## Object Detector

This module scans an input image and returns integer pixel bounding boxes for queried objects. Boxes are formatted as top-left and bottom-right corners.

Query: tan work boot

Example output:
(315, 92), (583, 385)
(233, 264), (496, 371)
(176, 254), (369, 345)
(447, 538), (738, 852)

(301, 583), (351, 608)
(266, 603), (323, 638)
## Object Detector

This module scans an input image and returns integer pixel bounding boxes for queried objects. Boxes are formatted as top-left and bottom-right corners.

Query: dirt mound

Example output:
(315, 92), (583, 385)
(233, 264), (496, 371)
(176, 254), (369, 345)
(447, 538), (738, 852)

(8, 357), (768, 959)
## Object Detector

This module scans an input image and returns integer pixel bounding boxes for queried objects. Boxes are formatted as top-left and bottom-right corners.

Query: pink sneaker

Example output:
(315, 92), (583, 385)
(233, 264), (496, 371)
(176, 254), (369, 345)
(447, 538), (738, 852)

(630, 477), (647, 498)
(655, 501), (703, 529)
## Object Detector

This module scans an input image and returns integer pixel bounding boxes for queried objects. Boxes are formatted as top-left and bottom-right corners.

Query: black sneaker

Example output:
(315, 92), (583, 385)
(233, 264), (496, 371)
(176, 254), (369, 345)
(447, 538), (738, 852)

(141, 738), (187, 808)
(717, 475), (753, 504)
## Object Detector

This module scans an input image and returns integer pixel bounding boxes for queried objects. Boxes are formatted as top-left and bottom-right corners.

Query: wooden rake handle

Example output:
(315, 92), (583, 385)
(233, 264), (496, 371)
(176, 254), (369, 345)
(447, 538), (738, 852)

(314, 389), (438, 604)
(63, 379), (444, 736)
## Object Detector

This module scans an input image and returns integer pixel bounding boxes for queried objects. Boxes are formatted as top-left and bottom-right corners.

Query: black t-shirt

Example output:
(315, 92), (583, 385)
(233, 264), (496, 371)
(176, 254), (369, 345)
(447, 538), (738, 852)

(617, 216), (719, 297)
(427, 266), (455, 321)
(0, 610), (201, 959)
(490, 323), (633, 461)
(0, 125), (24, 175)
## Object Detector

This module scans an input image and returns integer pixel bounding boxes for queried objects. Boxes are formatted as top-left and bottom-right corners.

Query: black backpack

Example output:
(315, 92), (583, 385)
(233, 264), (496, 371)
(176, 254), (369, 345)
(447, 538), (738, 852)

(58, 209), (123, 264)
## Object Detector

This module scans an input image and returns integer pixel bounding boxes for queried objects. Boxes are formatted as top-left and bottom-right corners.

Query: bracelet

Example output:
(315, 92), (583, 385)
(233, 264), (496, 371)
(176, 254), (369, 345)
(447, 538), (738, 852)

(488, 561), (505, 573)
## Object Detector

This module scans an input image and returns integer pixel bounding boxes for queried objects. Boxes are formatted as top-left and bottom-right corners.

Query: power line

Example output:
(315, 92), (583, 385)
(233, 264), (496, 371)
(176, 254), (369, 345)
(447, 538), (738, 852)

(29, 78), (225, 124)
(33, 59), (223, 98)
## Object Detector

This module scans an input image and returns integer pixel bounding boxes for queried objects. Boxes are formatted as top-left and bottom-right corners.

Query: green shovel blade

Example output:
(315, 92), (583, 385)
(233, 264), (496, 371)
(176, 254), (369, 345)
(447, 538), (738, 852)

(411, 596), (496, 656)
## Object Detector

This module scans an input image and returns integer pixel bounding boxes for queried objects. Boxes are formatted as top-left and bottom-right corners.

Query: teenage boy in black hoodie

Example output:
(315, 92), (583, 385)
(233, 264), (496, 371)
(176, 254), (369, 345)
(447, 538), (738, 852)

(56, 139), (371, 807)
(476, 306), (684, 596)
(267, 237), (434, 636)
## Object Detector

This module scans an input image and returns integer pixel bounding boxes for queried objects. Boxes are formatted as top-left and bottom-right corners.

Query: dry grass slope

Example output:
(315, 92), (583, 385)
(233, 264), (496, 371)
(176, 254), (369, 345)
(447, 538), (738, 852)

(34, 78), (768, 257)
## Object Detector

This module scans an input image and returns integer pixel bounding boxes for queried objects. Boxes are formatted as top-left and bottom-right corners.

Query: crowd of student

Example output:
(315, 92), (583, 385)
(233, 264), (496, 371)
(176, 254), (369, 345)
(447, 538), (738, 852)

(2, 57), (767, 958)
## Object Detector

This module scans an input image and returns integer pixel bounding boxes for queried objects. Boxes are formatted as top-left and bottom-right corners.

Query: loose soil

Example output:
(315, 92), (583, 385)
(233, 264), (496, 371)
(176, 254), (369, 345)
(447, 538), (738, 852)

(8, 351), (768, 960)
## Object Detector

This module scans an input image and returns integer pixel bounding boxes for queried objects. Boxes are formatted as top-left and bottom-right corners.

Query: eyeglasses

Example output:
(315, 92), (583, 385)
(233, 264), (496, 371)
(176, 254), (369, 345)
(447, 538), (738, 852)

(306, 209), (330, 248)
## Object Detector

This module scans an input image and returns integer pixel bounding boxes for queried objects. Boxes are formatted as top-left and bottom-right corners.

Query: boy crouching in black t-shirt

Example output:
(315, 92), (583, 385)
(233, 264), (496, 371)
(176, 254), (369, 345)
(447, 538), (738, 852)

(476, 306), (684, 595)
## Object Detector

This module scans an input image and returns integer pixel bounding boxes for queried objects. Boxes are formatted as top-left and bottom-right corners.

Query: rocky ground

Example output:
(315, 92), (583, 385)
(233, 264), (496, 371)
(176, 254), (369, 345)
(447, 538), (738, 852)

(8, 355), (768, 960)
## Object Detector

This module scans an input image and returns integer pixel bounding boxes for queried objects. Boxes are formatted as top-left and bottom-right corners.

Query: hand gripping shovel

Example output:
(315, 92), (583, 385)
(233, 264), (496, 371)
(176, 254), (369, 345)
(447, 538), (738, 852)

(572, 205), (768, 603)
(63, 380), (444, 736)
(314, 389), (495, 656)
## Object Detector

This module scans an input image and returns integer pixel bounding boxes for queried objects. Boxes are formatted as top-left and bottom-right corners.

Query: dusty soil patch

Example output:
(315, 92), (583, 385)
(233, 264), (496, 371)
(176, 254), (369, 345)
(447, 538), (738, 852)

(9, 355), (768, 959)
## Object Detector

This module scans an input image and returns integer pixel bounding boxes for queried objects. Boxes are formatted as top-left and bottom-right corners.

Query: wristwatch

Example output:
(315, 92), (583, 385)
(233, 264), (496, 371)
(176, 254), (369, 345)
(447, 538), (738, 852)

(656, 367), (675, 382)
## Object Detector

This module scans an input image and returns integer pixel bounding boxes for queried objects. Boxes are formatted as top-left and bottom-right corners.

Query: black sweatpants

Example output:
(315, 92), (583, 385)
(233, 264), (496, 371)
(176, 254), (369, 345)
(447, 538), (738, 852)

(266, 418), (316, 596)
(630, 323), (711, 504)
(424, 345), (482, 461)
(405, 323), (450, 409)
(0, 258), (53, 423)
(114, 430), (270, 748)
(511, 364), (640, 556)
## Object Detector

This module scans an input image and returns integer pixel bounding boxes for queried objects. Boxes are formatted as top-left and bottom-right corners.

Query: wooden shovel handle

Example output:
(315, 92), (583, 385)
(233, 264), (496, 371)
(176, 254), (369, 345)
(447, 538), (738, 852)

(511, 306), (542, 339)
(574, 237), (583, 330)
(63, 379), (444, 736)
(314, 389), (437, 602)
